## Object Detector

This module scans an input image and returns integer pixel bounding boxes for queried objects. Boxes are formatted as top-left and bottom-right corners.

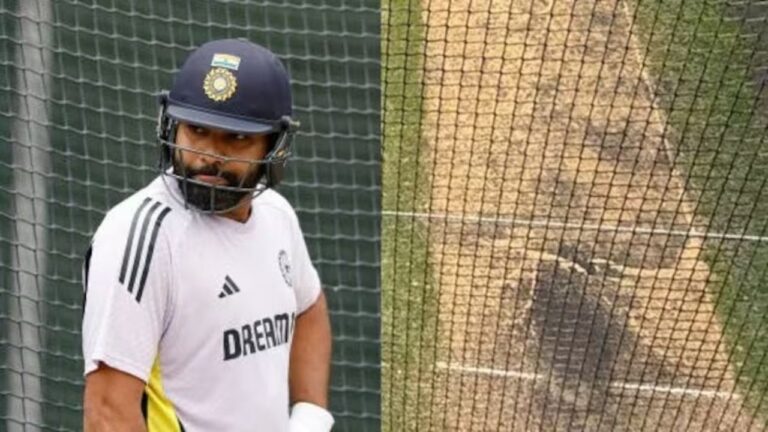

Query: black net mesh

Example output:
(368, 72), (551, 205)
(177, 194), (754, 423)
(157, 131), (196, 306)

(383, 0), (768, 430)
(0, 1), (380, 430)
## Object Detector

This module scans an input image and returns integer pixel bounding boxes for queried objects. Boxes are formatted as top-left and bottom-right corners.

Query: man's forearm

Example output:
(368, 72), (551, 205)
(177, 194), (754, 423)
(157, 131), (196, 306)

(83, 365), (148, 432)
(83, 399), (147, 432)
(289, 291), (332, 407)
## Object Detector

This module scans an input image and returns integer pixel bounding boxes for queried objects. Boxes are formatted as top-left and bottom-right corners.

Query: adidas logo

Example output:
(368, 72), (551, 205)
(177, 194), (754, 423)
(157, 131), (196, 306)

(218, 275), (241, 298)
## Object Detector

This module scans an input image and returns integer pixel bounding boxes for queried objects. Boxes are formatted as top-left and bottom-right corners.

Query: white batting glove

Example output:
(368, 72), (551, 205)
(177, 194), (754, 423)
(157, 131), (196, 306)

(288, 402), (335, 432)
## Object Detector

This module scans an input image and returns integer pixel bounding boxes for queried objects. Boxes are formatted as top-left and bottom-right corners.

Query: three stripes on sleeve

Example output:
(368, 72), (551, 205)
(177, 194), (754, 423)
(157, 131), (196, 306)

(119, 197), (172, 303)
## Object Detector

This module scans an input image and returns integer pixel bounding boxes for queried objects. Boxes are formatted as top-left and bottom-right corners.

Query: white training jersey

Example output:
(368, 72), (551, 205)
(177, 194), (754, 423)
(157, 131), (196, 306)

(82, 177), (322, 432)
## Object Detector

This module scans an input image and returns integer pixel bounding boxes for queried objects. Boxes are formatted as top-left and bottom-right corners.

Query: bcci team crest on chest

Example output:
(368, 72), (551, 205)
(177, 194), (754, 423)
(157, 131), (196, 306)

(278, 250), (292, 288)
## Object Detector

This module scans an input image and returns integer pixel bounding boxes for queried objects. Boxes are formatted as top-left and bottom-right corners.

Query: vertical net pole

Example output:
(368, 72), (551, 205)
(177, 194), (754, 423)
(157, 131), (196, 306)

(5, 1), (52, 431)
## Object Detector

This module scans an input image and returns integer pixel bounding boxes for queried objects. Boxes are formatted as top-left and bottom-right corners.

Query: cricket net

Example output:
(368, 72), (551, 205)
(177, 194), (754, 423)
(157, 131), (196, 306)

(0, 1), (380, 431)
(383, 0), (768, 430)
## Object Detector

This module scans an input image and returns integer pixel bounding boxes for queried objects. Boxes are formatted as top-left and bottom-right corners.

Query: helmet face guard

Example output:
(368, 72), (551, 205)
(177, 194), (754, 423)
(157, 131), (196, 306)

(156, 93), (299, 214)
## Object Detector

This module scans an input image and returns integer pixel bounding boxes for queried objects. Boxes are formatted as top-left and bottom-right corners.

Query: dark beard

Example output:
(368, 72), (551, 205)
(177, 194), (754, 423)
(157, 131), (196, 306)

(172, 157), (263, 212)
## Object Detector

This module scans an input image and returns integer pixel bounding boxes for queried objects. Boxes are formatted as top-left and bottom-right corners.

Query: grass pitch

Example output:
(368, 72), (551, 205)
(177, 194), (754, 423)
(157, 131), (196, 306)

(383, 0), (768, 430)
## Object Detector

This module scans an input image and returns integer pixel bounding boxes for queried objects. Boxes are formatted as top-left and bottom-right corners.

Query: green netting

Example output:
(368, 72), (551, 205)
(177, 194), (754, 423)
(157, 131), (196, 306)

(0, 1), (380, 430)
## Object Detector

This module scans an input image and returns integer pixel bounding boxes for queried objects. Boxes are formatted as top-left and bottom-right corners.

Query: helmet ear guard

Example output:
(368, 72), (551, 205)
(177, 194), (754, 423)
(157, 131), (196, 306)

(157, 91), (170, 138)
(263, 115), (299, 187)
(156, 91), (178, 169)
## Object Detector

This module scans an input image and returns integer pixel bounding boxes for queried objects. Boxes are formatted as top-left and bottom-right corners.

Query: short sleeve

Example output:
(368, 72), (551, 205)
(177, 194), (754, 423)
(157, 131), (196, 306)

(81, 198), (174, 382)
(290, 212), (322, 314)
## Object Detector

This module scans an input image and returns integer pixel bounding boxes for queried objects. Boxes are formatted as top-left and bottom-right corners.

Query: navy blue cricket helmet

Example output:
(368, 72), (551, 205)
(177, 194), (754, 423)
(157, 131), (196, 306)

(157, 39), (299, 212)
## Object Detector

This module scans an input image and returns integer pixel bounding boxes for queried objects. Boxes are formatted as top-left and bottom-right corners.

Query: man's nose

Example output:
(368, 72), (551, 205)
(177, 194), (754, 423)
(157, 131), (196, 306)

(193, 136), (228, 163)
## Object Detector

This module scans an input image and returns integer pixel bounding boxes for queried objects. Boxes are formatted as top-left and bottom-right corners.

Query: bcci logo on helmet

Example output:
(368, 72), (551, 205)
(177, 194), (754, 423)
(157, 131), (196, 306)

(203, 67), (237, 102)
(278, 250), (292, 288)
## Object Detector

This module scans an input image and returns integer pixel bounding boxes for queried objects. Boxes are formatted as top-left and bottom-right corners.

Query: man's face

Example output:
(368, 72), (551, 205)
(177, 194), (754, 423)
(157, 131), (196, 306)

(172, 122), (271, 212)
